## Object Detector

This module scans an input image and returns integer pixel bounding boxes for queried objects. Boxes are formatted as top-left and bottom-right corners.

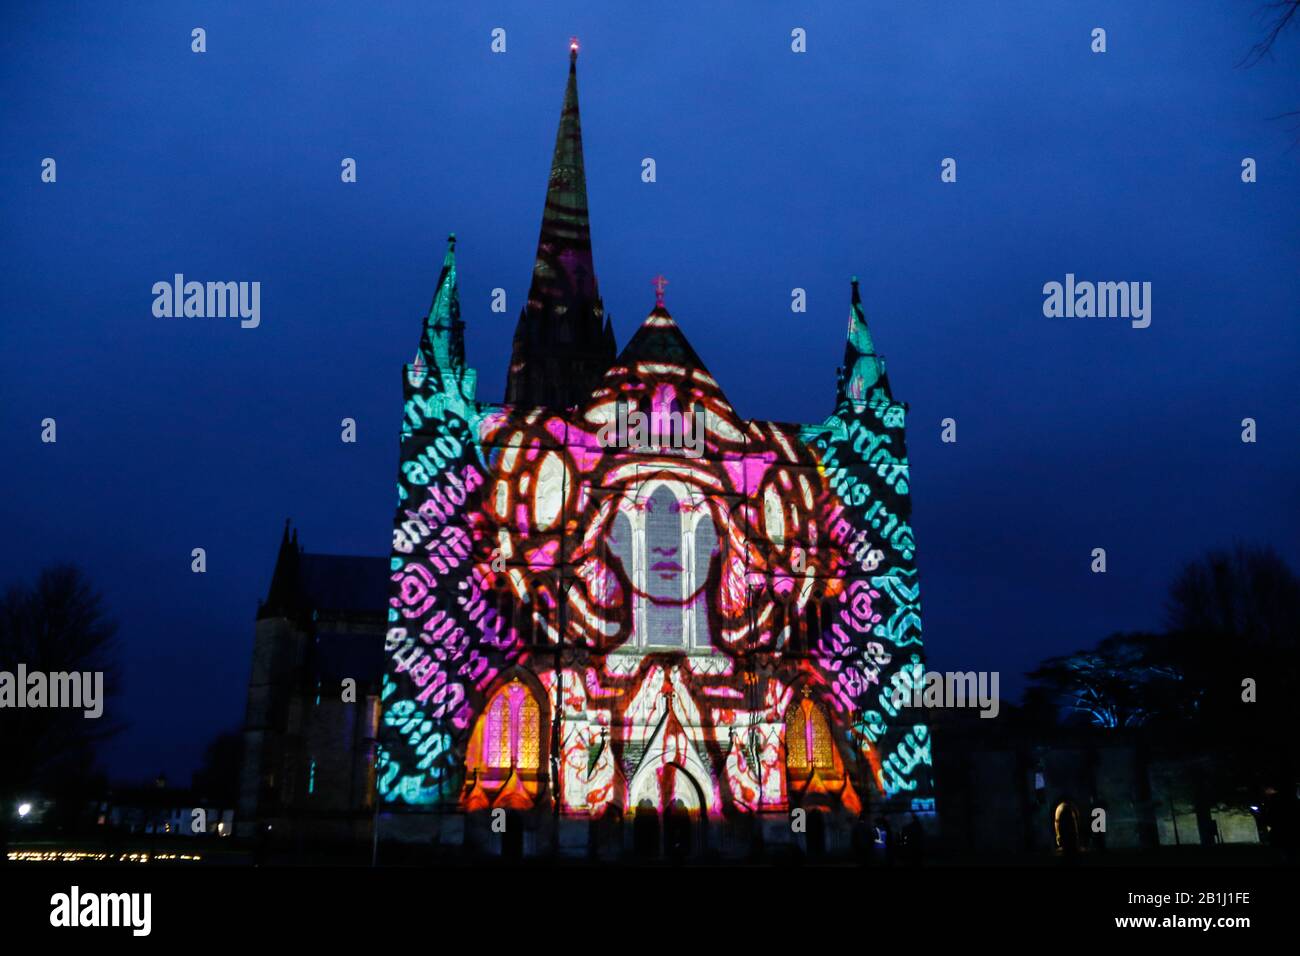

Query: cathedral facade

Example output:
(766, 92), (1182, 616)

(377, 48), (933, 859)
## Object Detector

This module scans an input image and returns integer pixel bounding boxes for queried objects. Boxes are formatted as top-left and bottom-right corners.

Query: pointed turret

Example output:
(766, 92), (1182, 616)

(418, 233), (465, 372)
(410, 233), (476, 403)
(505, 42), (616, 408)
(836, 277), (889, 406)
(258, 519), (303, 620)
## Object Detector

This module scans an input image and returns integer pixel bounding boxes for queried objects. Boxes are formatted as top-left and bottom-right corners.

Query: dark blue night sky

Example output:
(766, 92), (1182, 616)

(3, 2), (1297, 783)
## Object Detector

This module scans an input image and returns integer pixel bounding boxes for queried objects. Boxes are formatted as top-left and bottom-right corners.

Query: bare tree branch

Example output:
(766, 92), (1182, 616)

(1240, 0), (1300, 67)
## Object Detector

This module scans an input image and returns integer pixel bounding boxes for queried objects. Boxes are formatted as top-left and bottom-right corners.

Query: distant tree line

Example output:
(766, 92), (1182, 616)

(1024, 545), (1300, 813)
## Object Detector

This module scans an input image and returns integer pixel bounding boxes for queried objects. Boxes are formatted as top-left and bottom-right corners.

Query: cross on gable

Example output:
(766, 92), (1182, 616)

(652, 274), (668, 307)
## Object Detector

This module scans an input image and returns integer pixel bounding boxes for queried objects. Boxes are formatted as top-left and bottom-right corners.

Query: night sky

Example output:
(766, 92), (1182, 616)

(2, 2), (1297, 784)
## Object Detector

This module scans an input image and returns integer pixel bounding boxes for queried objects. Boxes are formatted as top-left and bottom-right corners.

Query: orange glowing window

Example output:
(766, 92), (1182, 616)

(786, 699), (834, 773)
(518, 691), (540, 769)
(484, 680), (540, 770)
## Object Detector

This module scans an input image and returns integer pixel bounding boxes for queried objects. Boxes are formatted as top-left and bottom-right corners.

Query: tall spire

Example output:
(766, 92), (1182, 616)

(530, 41), (597, 314)
(837, 276), (889, 406)
(505, 43), (616, 408)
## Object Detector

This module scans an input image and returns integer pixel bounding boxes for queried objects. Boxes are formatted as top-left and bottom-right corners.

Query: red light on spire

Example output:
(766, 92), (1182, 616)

(569, 36), (579, 55)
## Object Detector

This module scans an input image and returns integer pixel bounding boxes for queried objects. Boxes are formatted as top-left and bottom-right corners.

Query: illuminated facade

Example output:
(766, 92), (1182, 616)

(378, 48), (933, 858)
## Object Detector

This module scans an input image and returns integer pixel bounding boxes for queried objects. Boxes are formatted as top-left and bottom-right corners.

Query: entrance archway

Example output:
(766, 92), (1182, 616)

(633, 800), (660, 860)
(805, 806), (827, 859)
(627, 760), (709, 859)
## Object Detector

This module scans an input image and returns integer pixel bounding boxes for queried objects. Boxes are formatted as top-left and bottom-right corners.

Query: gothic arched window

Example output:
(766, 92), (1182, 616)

(484, 680), (541, 770)
(643, 486), (686, 648)
(786, 698), (834, 773)
(605, 483), (720, 651)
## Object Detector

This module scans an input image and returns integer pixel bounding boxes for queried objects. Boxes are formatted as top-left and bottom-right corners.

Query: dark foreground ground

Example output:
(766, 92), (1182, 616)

(1, 838), (1288, 942)
(3, 835), (1291, 866)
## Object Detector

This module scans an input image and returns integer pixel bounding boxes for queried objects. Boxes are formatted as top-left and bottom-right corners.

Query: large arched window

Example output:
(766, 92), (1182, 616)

(644, 486), (686, 647)
(484, 680), (540, 770)
(786, 698), (835, 773)
(605, 482), (720, 651)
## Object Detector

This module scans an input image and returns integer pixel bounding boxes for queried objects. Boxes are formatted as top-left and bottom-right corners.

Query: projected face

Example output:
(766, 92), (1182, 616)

(645, 487), (684, 604)
(603, 483), (721, 650)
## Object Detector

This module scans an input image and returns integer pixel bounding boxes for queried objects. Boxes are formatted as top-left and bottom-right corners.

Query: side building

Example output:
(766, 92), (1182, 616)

(236, 523), (387, 851)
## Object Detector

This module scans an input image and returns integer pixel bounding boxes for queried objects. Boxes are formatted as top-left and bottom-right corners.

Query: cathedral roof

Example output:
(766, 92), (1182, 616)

(613, 305), (712, 374)
(258, 521), (388, 620)
(585, 301), (743, 427)
(296, 553), (389, 615)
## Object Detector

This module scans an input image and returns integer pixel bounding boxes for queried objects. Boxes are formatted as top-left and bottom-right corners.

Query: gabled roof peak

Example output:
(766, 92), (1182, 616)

(614, 303), (707, 372)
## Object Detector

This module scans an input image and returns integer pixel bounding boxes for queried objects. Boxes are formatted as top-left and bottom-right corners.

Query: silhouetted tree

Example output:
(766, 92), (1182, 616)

(1242, 0), (1300, 66)
(1024, 632), (1183, 729)
(1239, 1), (1300, 140)
(0, 565), (123, 859)
(1024, 546), (1299, 814)
(1163, 545), (1300, 800)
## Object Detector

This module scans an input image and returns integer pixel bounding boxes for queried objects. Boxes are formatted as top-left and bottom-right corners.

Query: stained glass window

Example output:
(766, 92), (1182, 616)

(786, 700), (834, 773)
(486, 691), (510, 768)
(809, 704), (834, 769)
(518, 690), (540, 769)
(787, 705), (809, 771)
(484, 680), (541, 770)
